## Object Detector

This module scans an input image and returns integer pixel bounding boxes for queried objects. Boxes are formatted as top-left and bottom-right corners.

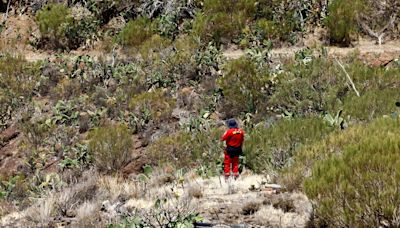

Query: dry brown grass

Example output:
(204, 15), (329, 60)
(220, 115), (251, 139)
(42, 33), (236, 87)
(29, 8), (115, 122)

(26, 195), (56, 225)
(76, 201), (99, 222)
(242, 201), (261, 215)
(97, 175), (139, 201)
(187, 185), (203, 199)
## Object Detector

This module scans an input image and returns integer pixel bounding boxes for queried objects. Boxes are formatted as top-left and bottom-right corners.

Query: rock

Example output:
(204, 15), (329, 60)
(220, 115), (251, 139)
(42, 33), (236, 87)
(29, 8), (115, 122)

(366, 52), (397, 67)
(104, 16), (126, 31)
(70, 5), (93, 21)
(0, 125), (19, 147)
(121, 156), (151, 178)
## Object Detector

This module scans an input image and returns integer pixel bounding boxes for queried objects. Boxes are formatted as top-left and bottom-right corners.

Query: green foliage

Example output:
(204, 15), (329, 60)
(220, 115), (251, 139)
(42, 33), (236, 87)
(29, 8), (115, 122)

(245, 117), (333, 174)
(192, 0), (256, 44)
(50, 100), (80, 125)
(323, 110), (345, 129)
(270, 55), (400, 120)
(36, 4), (71, 42)
(128, 89), (176, 132)
(0, 176), (25, 200)
(304, 118), (400, 226)
(109, 197), (202, 228)
(147, 127), (224, 170)
(343, 89), (400, 121)
(281, 117), (400, 191)
(139, 34), (172, 61)
(59, 143), (91, 170)
(269, 57), (343, 116)
(325, 0), (364, 46)
(118, 17), (155, 48)
(217, 57), (270, 116)
(0, 55), (40, 131)
(88, 124), (132, 172)
(194, 41), (223, 77)
(156, 13), (179, 39)
(36, 4), (99, 49)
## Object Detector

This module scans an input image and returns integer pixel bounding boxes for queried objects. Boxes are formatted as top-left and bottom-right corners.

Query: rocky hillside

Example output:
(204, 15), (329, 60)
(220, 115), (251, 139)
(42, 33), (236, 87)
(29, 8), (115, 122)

(1, 0), (400, 227)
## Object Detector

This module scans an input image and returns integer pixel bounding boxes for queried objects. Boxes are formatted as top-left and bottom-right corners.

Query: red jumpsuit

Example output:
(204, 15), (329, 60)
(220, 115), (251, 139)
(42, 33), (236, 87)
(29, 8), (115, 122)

(221, 128), (245, 177)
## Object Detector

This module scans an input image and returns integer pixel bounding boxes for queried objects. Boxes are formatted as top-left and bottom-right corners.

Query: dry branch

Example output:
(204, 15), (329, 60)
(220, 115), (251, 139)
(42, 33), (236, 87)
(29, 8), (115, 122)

(334, 56), (360, 97)
(358, 13), (397, 45)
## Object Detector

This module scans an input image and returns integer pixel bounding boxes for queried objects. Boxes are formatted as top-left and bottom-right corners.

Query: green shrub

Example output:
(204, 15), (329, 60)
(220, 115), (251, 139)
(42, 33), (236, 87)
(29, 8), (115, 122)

(270, 55), (400, 119)
(146, 127), (224, 170)
(36, 4), (71, 44)
(304, 118), (400, 226)
(192, 0), (256, 44)
(139, 34), (172, 61)
(269, 57), (344, 116)
(112, 63), (147, 108)
(0, 55), (40, 130)
(88, 124), (132, 172)
(244, 117), (333, 174)
(241, 16), (298, 48)
(118, 17), (155, 48)
(343, 89), (400, 121)
(128, 89), (176, 132)
(281, 117), (400, 191)
(167, 35), (199, 83)
(325, 0), (364, 46)
(217, 57), (270, 116)
(36, 4), (99, 50)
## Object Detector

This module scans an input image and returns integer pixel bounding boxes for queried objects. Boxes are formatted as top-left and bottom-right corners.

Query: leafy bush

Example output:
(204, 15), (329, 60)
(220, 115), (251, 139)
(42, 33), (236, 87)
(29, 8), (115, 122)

(192, 0), (256, 44)
(281, 117), (400, 191)
(128, 89), (176, 132)
(325, 0), (364, 46)
(139, 34), (172, 61)
(269, 57), (344, 116)
(217, 57), (270, 116)
(167, 35), (199, 84)
(36, 4), (71, 46)
(146, 127), (224, 170)
(304, 118), (400, 227)
(36, 4), (99, 50)
(244, 117), (333, 174)
(270, 55), (400, 119)
(118, 17), (155, 48)
(343, 89), (400, 121)
(0, 55), (40, 130)
(88, 124), (132, 172)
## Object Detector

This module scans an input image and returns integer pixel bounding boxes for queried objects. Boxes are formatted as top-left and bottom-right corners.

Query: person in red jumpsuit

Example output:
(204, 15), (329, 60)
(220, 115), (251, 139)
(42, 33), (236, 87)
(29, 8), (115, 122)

(221, 119), (245, 180)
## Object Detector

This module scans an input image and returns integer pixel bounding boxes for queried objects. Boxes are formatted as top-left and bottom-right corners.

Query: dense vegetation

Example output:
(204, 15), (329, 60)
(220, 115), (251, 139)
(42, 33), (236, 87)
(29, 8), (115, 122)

(1, 0), (400, 226)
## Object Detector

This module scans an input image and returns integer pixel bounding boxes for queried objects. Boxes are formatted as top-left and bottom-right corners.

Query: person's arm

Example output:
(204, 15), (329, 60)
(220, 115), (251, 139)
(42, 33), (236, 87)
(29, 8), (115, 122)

(221, 130), (231, 141)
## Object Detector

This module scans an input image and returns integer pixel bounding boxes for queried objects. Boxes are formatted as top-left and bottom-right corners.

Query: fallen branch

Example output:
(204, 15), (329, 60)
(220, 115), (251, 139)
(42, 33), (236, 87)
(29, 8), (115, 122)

(334, 56), (360, 97)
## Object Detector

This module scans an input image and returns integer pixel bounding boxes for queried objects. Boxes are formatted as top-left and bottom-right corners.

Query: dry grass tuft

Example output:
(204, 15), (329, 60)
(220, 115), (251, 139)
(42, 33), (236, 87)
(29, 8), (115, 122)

(26, 195), (56, 225)
(75, 201), (99, 221)
(254, 205), (309, 227)
(97, 175), (139, 201)
(187, 185), (203, 199)
(242, 201), (261, 215)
